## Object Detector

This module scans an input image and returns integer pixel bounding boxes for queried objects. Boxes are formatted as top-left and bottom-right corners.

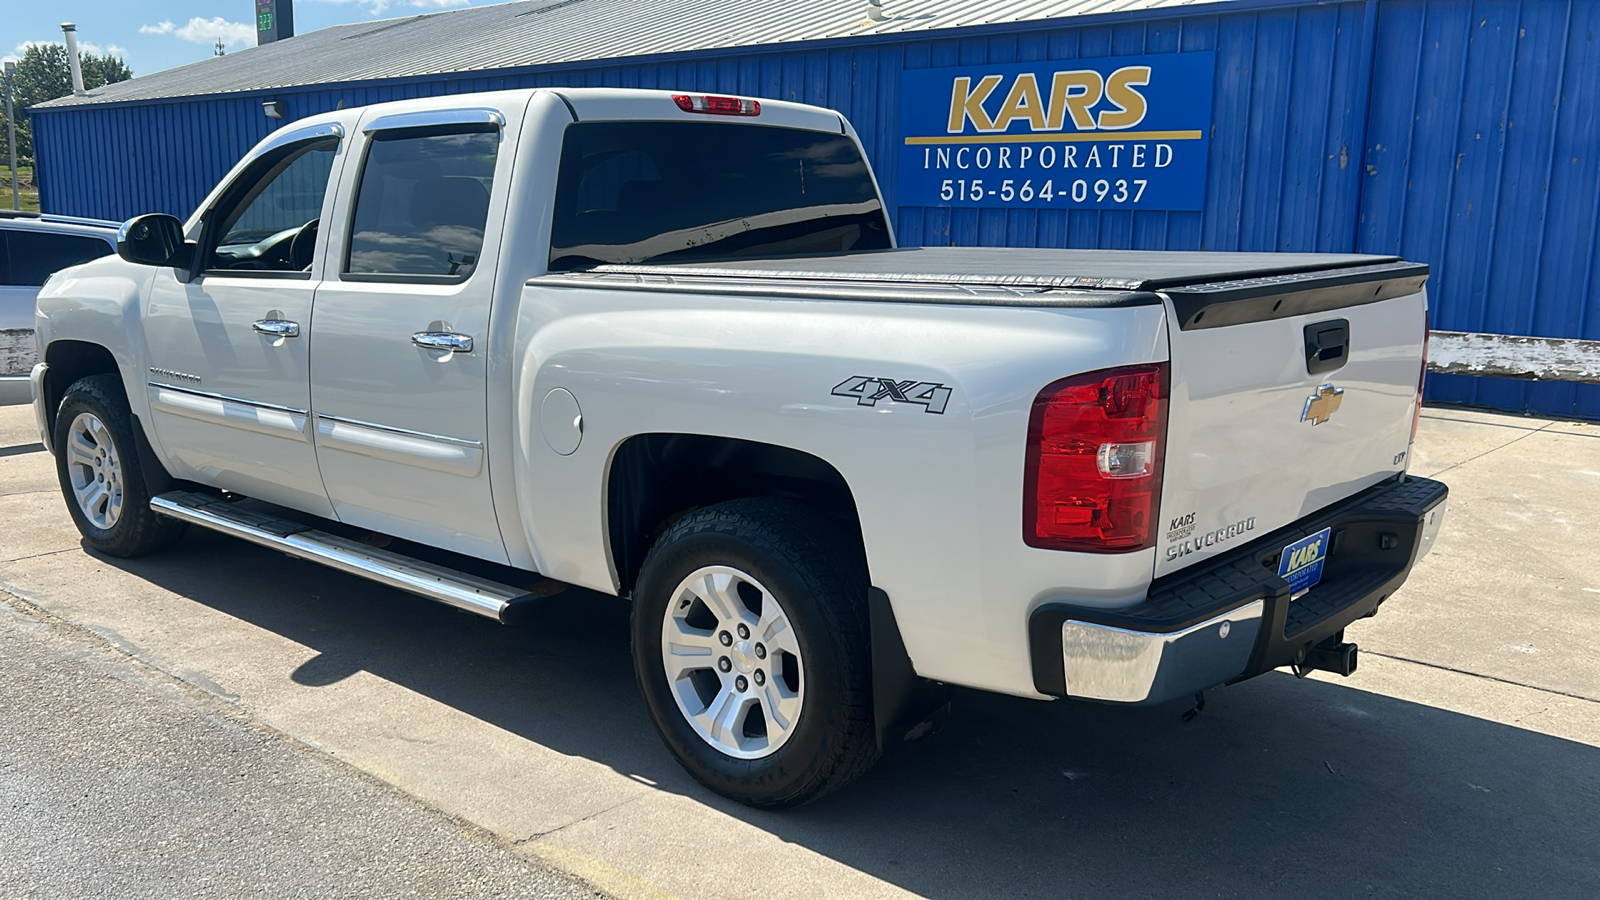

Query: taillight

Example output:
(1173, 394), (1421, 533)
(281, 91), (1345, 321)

(1411, 314), (1429, 446)
(672, 94), (761, 116)
(1025, 363), (1169, 553)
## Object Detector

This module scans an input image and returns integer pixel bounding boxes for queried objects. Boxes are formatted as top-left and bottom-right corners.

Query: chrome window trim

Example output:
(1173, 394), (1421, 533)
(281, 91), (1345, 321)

(258, 121), (345, 156)
(148, 381), (309, 416)
(362, 108), (506, 133)
(314, 413), (483, 449)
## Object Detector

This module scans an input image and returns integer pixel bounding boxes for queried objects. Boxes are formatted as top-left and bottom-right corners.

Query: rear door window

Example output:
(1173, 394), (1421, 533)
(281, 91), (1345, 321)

(549, 122), (891, 270)
(344, 126), (500, 282)
(4, 230), (114, 286)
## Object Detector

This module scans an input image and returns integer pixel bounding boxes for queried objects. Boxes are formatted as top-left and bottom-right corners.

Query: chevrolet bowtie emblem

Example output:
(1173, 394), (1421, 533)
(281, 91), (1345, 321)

(1301, 384), (1344, 425)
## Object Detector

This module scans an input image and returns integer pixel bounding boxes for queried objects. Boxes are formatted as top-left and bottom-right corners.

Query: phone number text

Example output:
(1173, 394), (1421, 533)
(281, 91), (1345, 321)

(938, 177), (1150, 205)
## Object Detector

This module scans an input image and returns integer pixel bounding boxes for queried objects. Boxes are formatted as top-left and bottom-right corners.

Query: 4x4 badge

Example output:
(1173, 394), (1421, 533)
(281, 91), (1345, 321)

(831, 376), (952, 415)
(1301, 383), (1344, 425)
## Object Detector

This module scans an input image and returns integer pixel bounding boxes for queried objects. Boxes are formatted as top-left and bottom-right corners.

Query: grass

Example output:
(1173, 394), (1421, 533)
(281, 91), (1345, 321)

(0, 165), (40, 212)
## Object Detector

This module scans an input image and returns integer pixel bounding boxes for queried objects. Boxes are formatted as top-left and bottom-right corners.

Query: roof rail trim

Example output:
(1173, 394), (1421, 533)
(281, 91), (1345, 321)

(362, 107), (506, 133)
(259, 121), (346, 155)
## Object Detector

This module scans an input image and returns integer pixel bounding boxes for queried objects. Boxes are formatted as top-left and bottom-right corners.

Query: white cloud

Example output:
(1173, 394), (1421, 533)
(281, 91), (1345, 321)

(139, 17), (255, 48)
(75, 41), (126, 57)
(3, 38), (127, 66)
(304, 0), (470, 17)
(304, 0), (394, 14)
(5, 40), (56, 65)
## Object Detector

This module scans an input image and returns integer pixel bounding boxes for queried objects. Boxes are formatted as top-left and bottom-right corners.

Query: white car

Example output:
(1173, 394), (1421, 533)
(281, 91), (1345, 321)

(0, 211), (117, 405)
(30, 89), (1447, 808)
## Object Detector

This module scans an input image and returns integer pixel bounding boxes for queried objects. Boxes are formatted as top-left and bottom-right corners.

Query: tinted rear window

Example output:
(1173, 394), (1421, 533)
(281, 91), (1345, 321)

(549, 121), (890, 270)
(346, 127), (500, 281)
(4, 230), (114, 286)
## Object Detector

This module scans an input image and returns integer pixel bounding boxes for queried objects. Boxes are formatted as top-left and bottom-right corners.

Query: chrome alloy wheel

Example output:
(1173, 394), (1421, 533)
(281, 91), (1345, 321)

(65, 412), (125, 530)
(661, 566), (805, 759)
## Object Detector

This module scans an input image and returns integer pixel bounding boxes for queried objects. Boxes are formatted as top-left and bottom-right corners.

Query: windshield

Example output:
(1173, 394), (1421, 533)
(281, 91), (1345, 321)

(548, 121), (891, 270)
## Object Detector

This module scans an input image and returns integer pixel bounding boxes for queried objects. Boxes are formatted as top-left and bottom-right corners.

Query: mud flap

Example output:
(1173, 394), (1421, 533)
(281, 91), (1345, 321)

(870, 587), (951, 751)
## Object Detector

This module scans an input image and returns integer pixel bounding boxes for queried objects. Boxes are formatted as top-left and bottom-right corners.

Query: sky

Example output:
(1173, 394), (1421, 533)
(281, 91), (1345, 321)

(3, 1), (517, 77)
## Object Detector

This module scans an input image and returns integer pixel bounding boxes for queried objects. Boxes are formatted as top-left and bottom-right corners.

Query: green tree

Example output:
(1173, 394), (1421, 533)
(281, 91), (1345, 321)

(2, 43), (133, 163)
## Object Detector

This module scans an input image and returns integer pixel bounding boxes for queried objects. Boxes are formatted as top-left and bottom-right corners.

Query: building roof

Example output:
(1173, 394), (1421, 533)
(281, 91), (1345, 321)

(36, 0), (1231, 110)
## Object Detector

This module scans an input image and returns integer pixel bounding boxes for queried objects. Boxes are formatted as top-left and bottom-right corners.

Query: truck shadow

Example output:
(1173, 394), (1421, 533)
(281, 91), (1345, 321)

(103, 529), (1600, 899)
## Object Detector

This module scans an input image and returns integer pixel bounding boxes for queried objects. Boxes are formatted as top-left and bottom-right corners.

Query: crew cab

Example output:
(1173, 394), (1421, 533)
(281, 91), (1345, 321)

(30, 88), (1447, 808)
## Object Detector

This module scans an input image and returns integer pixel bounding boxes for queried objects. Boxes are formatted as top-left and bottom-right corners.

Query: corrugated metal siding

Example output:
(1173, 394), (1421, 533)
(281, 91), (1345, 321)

(1359, 0), (1600, 418)
(888, 3), (1372, 255)
(28, 0), (1600, 417)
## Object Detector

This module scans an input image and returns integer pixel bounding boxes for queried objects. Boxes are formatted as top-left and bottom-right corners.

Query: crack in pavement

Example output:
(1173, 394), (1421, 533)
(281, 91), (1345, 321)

(0, 546), (83, 566)
(516, 796), (646, 845)
(1419, 414), (1546, 432)
(1420, 412), (1600, 439)
(1421, 420), (1557, 480)
(1363, 649), (1600, 705)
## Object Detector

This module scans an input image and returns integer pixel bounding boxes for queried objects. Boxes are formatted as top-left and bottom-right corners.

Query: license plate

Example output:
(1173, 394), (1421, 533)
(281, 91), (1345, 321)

(1278, 527), (1332, 598)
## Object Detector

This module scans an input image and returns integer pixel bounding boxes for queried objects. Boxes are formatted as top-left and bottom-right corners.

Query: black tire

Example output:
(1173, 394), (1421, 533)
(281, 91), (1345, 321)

(632, 497), (878, 809)
(53, 374), (186, 558)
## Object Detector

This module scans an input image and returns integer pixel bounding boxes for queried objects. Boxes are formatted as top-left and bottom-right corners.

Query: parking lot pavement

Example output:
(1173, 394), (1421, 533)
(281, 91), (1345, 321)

(0, 597), (606, 900)
(1, 402), (1597, 900)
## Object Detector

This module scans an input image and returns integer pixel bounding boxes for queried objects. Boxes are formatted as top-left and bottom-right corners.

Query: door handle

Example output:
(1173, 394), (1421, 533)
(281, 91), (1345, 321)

(1304, 319), (1350, 375)
(412, 332), (472, 353)
(252, 318), (300, 338)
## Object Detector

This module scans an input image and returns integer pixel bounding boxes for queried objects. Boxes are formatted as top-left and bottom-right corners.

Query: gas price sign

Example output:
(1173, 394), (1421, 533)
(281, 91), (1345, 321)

(257, 0), (295, 43)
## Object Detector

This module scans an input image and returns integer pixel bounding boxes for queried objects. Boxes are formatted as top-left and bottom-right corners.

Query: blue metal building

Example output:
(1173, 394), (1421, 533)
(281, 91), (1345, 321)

(27, 0), (1600, 417)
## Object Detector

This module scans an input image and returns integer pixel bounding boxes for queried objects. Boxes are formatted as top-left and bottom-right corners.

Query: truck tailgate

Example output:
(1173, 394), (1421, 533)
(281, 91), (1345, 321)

(1154, 261), (1430, 579)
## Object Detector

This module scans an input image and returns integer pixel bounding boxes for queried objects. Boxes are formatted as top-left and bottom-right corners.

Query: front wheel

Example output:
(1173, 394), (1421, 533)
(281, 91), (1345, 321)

(632, 498), (879, 809)
(53, 374), (186, 558)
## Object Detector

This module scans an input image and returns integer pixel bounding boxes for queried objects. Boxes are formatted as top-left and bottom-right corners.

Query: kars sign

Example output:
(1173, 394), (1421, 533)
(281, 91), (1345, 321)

(899, 53), (1214, 211)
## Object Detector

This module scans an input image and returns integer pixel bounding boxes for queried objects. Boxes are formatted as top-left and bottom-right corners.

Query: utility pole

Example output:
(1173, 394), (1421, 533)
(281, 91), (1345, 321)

(4, 61), (17, 211)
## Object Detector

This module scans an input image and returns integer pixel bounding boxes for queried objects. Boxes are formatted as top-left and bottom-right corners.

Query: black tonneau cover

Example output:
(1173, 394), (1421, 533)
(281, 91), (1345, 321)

(569, 248), (1430, 326)
(589, 247), (1401, 291)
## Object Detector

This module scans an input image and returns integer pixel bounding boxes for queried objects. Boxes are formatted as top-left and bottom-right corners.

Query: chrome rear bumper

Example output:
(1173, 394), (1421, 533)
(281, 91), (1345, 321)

(1030, 475), (1449, 704)
(1057, 601), (1263, 703)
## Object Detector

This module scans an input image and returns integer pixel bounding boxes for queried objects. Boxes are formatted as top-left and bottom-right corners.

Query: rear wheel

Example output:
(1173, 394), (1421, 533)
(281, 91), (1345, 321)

(632, 498), (878, 809)
(53, 375), (186, 557)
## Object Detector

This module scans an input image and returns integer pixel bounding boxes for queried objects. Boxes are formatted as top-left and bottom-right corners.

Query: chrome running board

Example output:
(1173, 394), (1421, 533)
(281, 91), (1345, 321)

(151, 490), (540, 622)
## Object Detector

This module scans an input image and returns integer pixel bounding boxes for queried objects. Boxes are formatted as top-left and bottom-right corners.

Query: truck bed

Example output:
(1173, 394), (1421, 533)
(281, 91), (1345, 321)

(541, 244), (1433, 584)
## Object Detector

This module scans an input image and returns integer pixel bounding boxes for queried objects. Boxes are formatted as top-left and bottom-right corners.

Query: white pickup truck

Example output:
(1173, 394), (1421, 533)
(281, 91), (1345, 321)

(31, 88), (1446, 808)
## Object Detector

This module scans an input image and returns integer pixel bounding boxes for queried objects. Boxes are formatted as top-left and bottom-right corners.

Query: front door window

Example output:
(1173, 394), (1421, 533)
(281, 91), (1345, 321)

(205, 139), (338, 275)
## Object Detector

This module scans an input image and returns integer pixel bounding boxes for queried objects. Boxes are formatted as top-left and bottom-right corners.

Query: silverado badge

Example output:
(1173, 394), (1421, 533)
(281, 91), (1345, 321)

(1301, 383), (1344, 425)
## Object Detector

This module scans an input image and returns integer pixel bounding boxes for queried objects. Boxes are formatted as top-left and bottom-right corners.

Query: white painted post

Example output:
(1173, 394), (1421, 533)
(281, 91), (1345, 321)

(3, 61), (16, 210)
